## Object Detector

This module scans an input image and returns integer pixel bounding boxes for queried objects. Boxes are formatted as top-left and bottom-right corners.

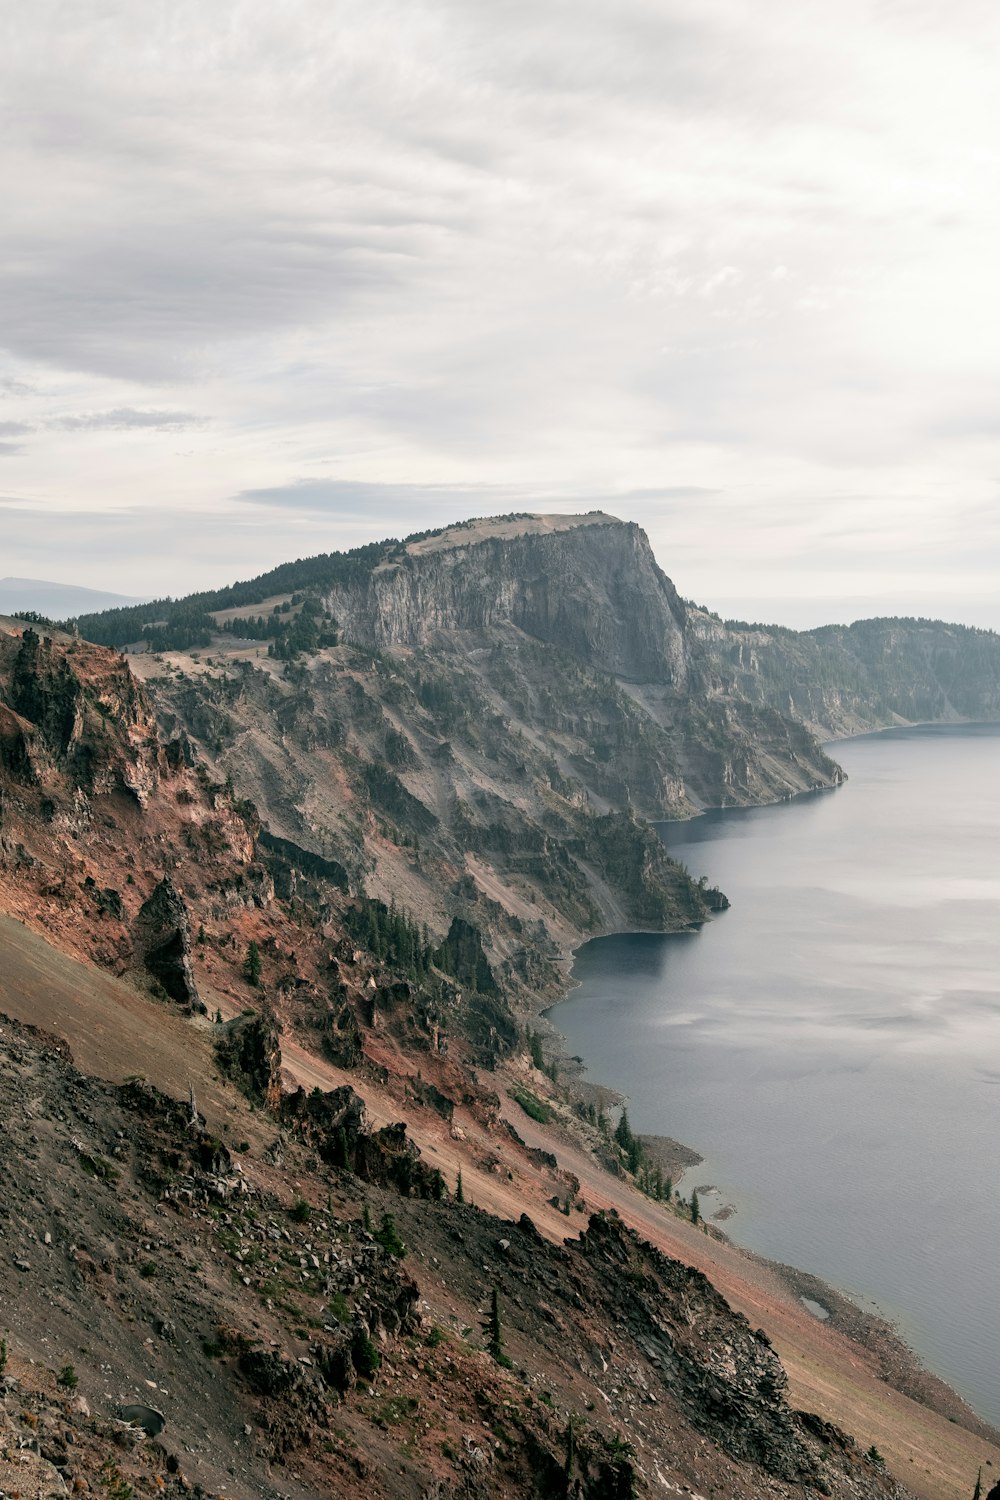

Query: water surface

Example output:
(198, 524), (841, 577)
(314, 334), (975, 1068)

(551, 724), (1000, 1424)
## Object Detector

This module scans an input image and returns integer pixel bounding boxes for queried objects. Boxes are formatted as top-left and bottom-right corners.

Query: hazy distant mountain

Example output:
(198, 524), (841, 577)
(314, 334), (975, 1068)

(0, 576), (148, 619)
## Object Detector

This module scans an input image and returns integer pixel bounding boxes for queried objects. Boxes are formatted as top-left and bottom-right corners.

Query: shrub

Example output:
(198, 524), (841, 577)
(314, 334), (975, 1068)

(509, 1087), (550, 1124)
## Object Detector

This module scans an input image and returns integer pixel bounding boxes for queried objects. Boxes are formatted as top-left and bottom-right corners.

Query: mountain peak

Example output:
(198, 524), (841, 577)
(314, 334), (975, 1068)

(405, 509), (622, 556)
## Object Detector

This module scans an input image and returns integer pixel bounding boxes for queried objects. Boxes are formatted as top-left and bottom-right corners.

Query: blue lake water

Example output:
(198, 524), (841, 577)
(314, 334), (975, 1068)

(550, 723), (1000, 1425)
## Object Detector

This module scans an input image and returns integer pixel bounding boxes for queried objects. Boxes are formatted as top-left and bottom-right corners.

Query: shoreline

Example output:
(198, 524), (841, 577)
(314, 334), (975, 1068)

(534, 752), (1000, 1449)
(542, 967), (1000, 1448)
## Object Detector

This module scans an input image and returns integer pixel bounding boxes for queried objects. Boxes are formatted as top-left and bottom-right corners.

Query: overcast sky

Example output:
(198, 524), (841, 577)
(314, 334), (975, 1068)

(3, 0), (1000, 626)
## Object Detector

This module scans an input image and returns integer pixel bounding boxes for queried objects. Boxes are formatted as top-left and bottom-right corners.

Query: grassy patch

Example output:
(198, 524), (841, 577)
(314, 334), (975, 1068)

(509, 1086), (551, 1124)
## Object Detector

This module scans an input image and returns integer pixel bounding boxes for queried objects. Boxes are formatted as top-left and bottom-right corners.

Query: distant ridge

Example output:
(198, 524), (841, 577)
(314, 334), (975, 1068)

(0, 576), (148, 619)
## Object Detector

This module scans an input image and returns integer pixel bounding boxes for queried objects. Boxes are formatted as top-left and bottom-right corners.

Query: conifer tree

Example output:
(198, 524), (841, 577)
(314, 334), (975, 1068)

(244, 940), (262, 987)
(376, 1211), (406, 1258)
(481, 1286), (510, 1366)
(690, 1189), (700, 1226)
(563, 1413), (576, 1492)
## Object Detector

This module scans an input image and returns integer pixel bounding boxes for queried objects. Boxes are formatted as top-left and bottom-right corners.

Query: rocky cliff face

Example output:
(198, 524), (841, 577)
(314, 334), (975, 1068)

(324, 515), (691, 686)
(0, 625), (162, 803)
(691, 610), (1000, 739)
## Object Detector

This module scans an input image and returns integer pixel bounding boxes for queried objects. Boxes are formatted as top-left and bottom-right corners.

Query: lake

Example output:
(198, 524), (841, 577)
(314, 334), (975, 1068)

(550, 723), (1000, 1425)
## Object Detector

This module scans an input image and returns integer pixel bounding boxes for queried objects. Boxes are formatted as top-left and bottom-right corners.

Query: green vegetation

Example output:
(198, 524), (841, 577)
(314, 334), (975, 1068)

(244, 940), (262, 987)
(345, 896), (434, 978)
(564, 1413), (576, 1487)
(101, 1458), (137, 1500)
(614, 1108), (643, 1175)
(375, 1395), (419, 1428)
(690, 1189), (700, 1226)
(352, 1327), (382, 1378)
(65, 539), (392, 649)
(481, 1286), (512, 1368)
(374, 1211), (406, 1259)
(289, 1196), (311, 1224)
(57, 1363), (78, 1390)
(220, 595), (338, 659)
(77, 1150), (120, 1185)
(509, 1086), (551, 1124)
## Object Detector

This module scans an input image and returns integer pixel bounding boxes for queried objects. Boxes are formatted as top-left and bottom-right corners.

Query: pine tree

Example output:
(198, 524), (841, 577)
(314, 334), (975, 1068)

(481, 1287), (510, 1367)
(690, 1189), (700, 1226)
(563, 1413), (576, 1493)
(375, 1211), (405, 1258)
(456, 1168), (464, 1204)
(245, 936), (262, 984)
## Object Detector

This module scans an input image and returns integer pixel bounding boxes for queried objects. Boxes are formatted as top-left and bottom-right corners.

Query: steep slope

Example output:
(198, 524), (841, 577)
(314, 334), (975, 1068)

(0, 564), (996, 1497)
(94, 516), (836, 1019)
(0, 1007), (918, 1500)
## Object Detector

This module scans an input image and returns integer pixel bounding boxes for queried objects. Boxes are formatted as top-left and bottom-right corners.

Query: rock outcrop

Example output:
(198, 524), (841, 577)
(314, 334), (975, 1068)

(214, 1007), (283, 1107)
(133, 877), (203, 1010)
(0, 625), (162, 803)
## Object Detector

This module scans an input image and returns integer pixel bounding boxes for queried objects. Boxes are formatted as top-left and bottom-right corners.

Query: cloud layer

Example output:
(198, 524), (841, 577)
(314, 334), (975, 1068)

(3, 0), (1000, 619)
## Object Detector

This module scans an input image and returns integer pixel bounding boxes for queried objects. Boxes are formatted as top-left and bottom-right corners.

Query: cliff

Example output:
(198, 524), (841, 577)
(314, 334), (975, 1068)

(323, 513), (691, 686)
(691, 611), (1000, 740)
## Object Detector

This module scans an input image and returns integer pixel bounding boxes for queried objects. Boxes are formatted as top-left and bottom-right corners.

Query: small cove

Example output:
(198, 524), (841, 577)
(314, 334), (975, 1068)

(549, 723), (1000, 1426)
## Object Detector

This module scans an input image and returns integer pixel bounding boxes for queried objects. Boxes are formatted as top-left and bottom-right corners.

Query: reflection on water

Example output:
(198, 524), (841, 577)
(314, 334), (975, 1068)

(549, 723), (1000, 1425)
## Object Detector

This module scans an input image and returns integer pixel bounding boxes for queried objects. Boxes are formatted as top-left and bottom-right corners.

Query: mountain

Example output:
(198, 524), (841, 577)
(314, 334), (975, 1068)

(2, 515), (998, 1497)
(0, 575), (148, 619)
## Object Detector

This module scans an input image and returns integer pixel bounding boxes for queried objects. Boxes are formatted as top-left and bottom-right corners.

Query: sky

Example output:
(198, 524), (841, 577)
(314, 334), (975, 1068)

(3, 0), (1000, 627)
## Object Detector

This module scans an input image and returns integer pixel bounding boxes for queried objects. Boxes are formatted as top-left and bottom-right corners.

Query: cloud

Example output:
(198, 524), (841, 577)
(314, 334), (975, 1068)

(52, 408), (202, 432)
(0, 0), (998, 618)
(234, 478), (521, 514)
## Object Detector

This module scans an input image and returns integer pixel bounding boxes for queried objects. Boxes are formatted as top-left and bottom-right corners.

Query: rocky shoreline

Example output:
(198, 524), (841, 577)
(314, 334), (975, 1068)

(538, 905), (1000, 1454)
